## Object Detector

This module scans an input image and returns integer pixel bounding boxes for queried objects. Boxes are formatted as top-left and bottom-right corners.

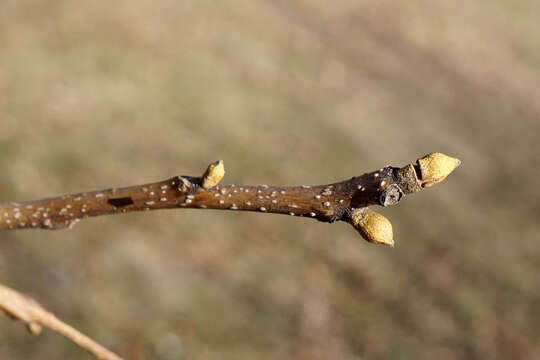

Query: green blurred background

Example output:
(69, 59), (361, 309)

(1, 1), (540, 359)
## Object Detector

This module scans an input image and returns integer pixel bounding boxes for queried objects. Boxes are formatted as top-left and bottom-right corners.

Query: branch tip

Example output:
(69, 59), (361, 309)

(417, 152), (461, 188)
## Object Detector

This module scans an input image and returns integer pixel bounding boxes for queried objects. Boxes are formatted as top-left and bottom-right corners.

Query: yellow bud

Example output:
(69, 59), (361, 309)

(417, 152), (461, 188)
(350, 208), (394, 246)
(201, 160), (225, 189)
(27, 322), (42, 335)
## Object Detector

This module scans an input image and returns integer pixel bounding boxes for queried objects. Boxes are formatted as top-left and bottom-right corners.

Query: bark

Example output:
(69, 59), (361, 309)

(0, 153), (460, 245)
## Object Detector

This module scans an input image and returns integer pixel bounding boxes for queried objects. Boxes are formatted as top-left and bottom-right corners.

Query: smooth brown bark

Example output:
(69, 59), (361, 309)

(0, 153), (459, 233)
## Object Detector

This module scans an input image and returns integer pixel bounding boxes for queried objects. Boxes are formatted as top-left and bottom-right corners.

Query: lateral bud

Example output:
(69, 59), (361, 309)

(27, 321), (43, 335)
(349, 208), (394, 247)
(201, 160), (225, 189)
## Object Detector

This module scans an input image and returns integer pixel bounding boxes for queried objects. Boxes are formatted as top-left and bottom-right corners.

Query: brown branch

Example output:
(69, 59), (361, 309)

(0, 153), (459, 357)
(0, 283), (123, 360)
(0, 153), (460, 245)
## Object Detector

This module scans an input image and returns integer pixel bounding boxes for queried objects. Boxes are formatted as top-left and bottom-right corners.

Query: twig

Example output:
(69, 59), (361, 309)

(0, 153), (459, 358)
(0, 283), (123, 360)
(0, 153), (460, 245)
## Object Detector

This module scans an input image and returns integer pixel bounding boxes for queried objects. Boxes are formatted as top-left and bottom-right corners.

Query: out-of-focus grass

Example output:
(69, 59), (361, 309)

(1, 1), (540, 359)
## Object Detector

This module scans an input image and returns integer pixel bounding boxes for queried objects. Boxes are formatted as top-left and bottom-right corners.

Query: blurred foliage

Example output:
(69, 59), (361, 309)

(1, 1), (540, 359)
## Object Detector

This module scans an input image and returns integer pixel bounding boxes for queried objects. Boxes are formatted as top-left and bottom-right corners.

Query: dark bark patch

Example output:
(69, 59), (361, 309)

(107, 197), (134, 208)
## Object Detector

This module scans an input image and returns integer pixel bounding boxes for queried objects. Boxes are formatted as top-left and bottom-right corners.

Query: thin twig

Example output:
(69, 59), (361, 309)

(0, 153), (460, 245)
(0, 283), (123, 360)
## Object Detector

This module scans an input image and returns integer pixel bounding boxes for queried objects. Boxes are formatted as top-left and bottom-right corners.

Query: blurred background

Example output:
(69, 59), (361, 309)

(1, 1), (539, 359)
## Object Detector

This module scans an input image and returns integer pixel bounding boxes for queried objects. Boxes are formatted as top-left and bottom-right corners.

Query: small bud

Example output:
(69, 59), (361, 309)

(417, 152), (461, 188)
(201, 160), (225, 189)
(350, 208), (394, 246)
(27, 321), (42, 335)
